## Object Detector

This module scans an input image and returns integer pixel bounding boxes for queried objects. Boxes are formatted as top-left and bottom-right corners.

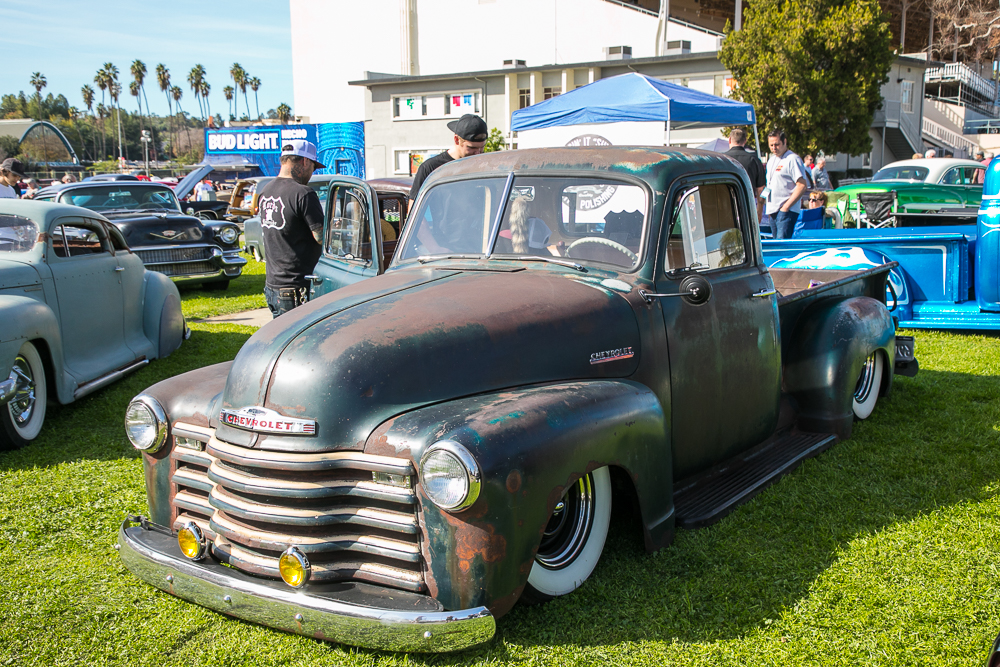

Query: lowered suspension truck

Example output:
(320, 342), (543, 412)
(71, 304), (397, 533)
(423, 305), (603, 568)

(118, 147), (917, 652)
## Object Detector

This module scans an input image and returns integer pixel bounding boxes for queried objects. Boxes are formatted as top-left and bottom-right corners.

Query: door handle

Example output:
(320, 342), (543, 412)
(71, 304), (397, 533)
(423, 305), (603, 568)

(304, 274), (323, 284)
(751, 288), (776, 298)
(114, 266), (125, 272)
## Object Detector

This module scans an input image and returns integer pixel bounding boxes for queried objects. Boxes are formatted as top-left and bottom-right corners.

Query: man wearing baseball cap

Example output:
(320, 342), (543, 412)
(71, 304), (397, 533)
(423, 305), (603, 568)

(0, 158), (26, 199)
(257, 139), (326, 317)
(408, 114), (488, 205)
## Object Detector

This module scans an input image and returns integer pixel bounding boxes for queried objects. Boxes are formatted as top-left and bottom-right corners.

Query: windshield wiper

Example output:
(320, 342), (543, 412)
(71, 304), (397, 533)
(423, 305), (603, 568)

(491, 255), (587, 272)
(416, 254), (483, 264)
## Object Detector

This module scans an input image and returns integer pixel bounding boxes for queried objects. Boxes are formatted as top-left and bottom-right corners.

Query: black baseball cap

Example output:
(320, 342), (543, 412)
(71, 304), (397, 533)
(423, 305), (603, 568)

(1, 158), (25, 177)
(447, 114), (488, 142)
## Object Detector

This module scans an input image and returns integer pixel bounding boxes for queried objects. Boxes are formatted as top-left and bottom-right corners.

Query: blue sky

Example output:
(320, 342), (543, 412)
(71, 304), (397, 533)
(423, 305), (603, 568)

(0, 0), (293, 119)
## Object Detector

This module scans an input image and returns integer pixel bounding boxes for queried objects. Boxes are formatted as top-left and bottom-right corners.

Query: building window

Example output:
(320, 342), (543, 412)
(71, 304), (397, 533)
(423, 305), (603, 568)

(394, 148), (446, 175)
(543, 87), (561, 100)
(900, 80), (914, 114)
(519, 88), (531, 109)
(861, 152), (871, 168)
(392, 91), (481, 121)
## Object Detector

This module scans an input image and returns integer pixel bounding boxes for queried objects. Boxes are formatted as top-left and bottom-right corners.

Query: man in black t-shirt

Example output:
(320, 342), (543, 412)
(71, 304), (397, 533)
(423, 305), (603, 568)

(724, 128), (766, 221)
(258, 139), (326, 318)
(408, 114), (488, 209)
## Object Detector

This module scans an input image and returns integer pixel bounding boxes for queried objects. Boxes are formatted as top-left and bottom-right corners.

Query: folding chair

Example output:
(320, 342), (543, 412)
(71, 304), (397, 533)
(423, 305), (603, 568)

(857, 191), (897, 228)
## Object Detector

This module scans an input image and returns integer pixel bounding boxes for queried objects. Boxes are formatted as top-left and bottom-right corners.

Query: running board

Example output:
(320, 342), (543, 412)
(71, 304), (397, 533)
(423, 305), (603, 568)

(673, 431), (837, 529)
(74, 358), (149, 400)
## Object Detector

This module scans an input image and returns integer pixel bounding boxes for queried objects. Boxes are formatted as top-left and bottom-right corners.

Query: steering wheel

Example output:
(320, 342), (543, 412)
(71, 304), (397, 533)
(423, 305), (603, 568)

(566, 237), (637, 262)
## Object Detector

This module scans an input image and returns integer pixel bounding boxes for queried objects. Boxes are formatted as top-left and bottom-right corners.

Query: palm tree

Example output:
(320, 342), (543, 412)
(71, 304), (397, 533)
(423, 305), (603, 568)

(81, 84), (97, 161)
(229, 63), (243, 120)
(276, 103), (291, 124)
(249, 77), (261, 120)
(223, 86), (235, 120)
(187, 64), (206, 124)
(170, 85), (189, 154)
(94, 69), (109, 157)
(199, 80), (212, 125)
(129, 80), (144, 135)
(238, 69), (251, 120)
(100, 62), (124, 161)
(131, 60), (151, 136)
(156, 64), (172, 157)
(29, 72), (47, 120)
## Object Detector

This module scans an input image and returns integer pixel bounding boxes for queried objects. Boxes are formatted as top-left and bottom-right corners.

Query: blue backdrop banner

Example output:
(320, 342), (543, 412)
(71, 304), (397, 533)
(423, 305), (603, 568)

(204, 122), (364, 177)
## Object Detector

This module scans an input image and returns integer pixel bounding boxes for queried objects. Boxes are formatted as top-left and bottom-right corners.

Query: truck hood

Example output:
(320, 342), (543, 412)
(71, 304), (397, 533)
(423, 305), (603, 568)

(216, 266), (642, 451)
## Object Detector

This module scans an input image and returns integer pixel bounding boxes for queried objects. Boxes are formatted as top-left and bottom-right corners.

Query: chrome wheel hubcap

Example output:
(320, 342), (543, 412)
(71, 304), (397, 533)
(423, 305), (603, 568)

(536, 474), (595, 569)
(9, 355), (35, 426)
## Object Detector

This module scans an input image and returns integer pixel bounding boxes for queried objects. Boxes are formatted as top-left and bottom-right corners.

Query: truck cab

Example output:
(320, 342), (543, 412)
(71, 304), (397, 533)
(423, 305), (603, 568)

(118, 147), (910, 652)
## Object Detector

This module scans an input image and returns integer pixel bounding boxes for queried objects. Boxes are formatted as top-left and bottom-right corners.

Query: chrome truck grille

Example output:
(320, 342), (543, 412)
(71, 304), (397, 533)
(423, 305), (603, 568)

(169, 431), (424, 593)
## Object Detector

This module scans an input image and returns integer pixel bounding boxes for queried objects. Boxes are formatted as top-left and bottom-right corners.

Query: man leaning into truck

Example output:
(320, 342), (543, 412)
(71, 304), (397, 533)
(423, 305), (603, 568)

(258, 140), (325, 318)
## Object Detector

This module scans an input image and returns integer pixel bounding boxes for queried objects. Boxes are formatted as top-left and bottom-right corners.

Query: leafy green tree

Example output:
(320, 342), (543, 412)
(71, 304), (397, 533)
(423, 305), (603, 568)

(276, 103), (291, 123)
(483, 127), (506, 152)
(719, 0), (893, 157)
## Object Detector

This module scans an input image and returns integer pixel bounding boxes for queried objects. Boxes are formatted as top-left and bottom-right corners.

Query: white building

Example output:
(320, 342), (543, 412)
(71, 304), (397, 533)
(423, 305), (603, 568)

(290, 0), (719, 124)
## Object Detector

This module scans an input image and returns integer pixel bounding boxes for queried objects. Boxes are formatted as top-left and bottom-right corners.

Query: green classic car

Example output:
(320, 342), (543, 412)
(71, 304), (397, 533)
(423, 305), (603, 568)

(834, 158), (986, 224)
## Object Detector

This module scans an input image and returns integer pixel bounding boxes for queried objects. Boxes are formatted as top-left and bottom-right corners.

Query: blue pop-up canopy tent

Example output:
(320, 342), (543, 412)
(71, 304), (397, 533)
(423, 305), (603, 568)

(511, 72), (759, 154)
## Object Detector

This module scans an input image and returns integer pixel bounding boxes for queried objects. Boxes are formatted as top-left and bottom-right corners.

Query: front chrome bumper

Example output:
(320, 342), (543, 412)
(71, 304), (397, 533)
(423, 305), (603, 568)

(117, 517), (495, 652)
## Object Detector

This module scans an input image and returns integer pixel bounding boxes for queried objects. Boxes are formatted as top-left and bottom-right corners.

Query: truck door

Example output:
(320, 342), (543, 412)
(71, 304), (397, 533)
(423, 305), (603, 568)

(654, 178), (781, 480)
(309, 176), (381, 299)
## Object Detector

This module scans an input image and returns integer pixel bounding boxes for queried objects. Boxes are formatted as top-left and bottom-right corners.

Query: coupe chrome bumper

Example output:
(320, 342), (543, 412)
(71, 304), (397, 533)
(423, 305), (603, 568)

(117, 517), (495, 653)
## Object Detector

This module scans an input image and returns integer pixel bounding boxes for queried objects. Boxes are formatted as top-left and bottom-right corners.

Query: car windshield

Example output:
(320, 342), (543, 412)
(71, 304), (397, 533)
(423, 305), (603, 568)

(871, 165), (929, 182)
(59, 185), (182, 212)
(310, 180), (331, 213)
(0, 214), (38, 253)
(397, 176), (647, 271)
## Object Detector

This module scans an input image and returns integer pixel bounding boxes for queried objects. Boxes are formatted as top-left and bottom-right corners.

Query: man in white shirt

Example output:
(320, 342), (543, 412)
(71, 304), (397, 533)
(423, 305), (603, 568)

(0, 158), (25, 199)
(763, 130), (809, 239)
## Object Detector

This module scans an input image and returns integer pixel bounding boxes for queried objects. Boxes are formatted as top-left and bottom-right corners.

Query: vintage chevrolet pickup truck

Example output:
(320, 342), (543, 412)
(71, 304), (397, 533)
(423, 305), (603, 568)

(118, 147), (915, 652)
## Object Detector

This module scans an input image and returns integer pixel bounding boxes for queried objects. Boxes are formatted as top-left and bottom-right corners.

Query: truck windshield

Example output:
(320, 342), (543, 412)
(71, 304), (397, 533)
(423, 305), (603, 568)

(0, 215), (38, 253)
(398, 176), (647, 271)
(59, 186), (182, 213)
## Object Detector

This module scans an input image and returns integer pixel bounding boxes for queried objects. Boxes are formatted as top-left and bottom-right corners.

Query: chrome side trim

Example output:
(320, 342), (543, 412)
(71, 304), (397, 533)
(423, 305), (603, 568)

(118, 518), (495, 653)
(75, 358), (149, 400)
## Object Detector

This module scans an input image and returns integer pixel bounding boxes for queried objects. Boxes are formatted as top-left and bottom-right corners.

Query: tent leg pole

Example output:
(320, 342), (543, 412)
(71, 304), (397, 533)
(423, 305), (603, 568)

(666, 123), (671, 147)
(753, 124), (762, 159)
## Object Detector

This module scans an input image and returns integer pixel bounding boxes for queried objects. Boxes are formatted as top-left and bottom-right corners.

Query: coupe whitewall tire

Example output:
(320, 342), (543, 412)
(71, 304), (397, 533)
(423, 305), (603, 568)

(0, 341), (47, 450)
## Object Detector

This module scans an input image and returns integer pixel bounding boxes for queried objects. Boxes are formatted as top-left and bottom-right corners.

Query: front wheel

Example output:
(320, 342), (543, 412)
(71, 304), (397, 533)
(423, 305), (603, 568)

(0, 341), (48, 451)
(852, 351), (884, 420)
(522, 466), (612, 604)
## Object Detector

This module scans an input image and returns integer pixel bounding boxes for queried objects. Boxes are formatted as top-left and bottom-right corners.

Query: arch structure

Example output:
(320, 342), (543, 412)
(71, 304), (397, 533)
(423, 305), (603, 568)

(0, 118), (80, 166)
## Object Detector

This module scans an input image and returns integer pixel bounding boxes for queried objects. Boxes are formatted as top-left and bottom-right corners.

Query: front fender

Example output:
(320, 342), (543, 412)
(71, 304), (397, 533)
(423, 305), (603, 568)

(784, 295), (894, 439)
(0, 295), (66, 402)
(363, 379), (670, 619)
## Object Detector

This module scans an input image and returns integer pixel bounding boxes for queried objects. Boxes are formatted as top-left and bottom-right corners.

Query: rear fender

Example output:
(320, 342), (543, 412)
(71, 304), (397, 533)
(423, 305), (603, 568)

(783, 295), (894, 439)
(141, 271), (185, 358)
(364, 379), (670, 618)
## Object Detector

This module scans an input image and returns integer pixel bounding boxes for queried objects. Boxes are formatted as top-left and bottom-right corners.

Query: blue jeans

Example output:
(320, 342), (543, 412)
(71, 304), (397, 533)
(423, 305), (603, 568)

(264, 285), (309, 318)
(773, 209), (799, 239)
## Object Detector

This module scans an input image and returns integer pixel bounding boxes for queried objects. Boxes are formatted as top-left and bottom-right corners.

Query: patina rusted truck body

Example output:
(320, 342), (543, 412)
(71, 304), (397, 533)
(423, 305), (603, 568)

(118, 148), (914, 652)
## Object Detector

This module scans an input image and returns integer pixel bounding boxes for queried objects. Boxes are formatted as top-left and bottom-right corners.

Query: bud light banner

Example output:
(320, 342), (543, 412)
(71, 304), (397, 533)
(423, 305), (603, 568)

(204, 122), (364, 177)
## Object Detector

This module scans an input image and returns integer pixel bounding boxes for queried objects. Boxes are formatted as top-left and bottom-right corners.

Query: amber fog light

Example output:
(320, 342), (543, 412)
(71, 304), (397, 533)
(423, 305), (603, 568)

(177, 521), (207, 561)
(279, 546), (310, 588)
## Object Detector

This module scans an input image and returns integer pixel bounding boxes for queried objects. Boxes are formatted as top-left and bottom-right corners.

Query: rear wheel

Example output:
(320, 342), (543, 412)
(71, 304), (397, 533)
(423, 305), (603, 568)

(0, 342), (47, 451)
(852, 351), (884, 420)
(522, 466), (612, 604)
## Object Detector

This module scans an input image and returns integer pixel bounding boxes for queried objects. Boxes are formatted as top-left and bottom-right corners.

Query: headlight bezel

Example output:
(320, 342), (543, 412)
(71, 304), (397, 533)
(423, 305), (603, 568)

(278, 546), (311, 588)
(124, 395), (168, 453)
(419, 440), (481, 512)
(177, 520), (208, 561)
(218, 225), (239, 244)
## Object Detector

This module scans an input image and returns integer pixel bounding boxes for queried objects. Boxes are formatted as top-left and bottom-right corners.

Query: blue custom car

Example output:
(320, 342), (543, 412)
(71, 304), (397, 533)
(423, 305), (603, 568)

(0, 199), (186, 449)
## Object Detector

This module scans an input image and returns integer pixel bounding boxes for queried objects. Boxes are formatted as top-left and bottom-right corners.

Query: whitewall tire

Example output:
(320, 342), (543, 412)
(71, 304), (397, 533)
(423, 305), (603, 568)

(852, 351), (884, 420)
(0, 341), (47, 450)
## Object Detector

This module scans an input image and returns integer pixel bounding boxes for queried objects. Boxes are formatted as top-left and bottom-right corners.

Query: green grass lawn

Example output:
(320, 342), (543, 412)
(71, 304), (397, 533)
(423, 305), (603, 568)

(179, 251), (266, 320)
(1, 324), (999, 666)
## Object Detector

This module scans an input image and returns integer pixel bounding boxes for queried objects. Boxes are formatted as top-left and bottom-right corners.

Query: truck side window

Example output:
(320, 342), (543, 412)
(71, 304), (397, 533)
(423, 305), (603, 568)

(666, 183), (745, 271)
(325, 186), (372, 262)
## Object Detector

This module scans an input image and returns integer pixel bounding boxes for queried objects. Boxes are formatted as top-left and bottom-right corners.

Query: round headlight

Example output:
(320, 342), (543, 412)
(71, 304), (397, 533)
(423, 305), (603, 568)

(218, 226), (238, 244)
(124, 396), (168, 453)
(419, 441), (481, 512)
(278, 546), (311, 588)
(186, 207), (195, 215)
(177, 521), (207, 560)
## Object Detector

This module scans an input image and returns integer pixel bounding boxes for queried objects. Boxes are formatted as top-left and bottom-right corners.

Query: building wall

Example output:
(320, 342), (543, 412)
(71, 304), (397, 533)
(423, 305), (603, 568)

(290, 0), (719, 124)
